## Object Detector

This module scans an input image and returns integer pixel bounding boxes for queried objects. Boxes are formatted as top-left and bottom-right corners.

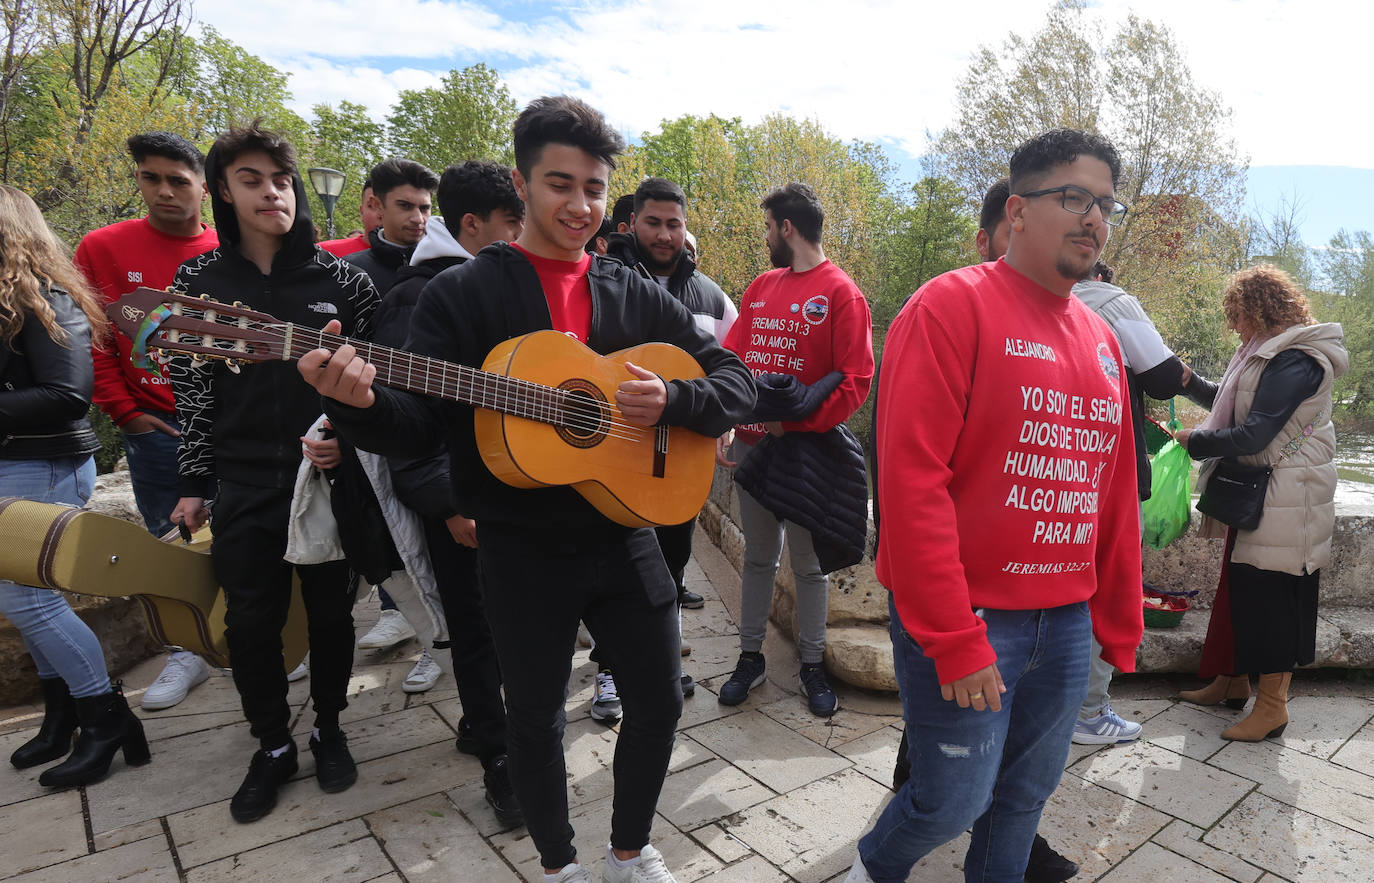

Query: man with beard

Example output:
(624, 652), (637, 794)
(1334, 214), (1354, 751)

(716, 182), (874, 718)
(846, 129), (1142, 883)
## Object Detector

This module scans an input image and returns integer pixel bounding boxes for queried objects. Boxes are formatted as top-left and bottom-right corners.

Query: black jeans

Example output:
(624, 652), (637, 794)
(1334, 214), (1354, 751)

(213, 480), (358, 751)
(478, 523), (682, 869)
(654, 518), (696, 593)
(421, 514), (506, 762)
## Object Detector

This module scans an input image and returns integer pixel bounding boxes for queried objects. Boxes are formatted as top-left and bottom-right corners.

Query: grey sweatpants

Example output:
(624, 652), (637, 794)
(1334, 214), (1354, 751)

(736, 484), (829, 665)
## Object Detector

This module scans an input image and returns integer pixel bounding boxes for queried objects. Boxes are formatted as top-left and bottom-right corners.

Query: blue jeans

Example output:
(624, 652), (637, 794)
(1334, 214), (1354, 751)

(857, 595), (1091, 883)
(122, 413), (181, 536)
(0, 456), (111, 698)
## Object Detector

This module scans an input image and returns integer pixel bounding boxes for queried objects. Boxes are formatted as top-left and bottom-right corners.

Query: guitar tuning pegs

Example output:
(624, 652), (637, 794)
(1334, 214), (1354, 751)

(190, 356), (207, 368)
(226, 360), (241, 374)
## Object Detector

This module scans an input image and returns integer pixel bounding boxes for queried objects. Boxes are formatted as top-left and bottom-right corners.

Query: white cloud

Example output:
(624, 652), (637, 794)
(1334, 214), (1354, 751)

(196, 0), (1374, 169)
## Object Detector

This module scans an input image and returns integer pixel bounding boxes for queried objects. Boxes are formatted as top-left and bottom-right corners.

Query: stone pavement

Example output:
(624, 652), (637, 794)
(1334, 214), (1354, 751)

(3, 532), (1373, 882)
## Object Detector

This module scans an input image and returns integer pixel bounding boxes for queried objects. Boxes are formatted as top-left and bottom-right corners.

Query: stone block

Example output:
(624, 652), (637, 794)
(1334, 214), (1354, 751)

(686, 711), (851, 794)
(1204, 792), (1374, 882)
(1070, 740), (1255, 828)
(823, 626), (896, 692)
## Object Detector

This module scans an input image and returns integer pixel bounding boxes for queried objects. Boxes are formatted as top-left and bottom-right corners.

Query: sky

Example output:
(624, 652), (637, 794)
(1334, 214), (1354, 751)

(192, 0), (1373, 243)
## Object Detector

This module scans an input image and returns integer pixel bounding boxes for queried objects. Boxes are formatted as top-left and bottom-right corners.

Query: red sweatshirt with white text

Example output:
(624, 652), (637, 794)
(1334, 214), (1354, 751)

(875, 258), (1143, 684)
(722, 260), (873, 442)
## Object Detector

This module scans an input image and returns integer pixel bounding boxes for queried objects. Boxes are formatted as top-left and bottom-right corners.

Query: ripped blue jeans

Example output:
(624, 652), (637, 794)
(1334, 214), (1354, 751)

(857, 595), (1091, 883)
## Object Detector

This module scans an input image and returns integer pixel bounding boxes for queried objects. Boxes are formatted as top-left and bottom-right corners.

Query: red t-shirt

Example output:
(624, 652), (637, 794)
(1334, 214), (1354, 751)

(77, 218), (219, 424)
(513, 244), (593, 343)
(319, 235), (369, 257)
(722, 260), (874, 443)
(875, 258), (1143, 683)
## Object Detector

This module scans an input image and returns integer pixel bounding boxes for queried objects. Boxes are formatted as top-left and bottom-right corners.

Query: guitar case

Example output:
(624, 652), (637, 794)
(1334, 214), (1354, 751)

(0, 496), (308, 670)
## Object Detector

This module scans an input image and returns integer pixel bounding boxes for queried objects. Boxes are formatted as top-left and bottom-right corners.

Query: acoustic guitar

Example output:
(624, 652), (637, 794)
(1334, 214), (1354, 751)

(107, 288), (717, 528)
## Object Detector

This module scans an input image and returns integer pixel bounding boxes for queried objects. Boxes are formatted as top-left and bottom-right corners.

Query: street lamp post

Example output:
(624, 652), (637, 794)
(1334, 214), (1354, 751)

(307, 167), (347, 238)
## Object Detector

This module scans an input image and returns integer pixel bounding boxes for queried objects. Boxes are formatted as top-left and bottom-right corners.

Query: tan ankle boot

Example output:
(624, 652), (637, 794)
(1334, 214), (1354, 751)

(1178, 675), (1250, 709)
(1221, 673), (1291, 742)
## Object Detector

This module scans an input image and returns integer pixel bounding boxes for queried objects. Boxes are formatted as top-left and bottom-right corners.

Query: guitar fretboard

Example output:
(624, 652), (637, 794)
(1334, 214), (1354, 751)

(285, 324), (575, 426)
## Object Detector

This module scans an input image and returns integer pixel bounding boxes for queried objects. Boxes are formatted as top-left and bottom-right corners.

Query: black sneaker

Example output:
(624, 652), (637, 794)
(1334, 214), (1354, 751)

(681, 674), (696, 698)
(1025, 833), (1079, 883)
(483, 755), (523, 827)
(799, 663), (838, 717)
(718, 652), (766, 706)
(309, 732), (357, 794)
(455, 716), (479, 756)
(230, 743), (299, 823)
(677, 587), (705, 609)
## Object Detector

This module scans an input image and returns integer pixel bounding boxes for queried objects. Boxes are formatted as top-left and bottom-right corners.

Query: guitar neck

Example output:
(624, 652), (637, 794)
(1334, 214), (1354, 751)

(285, 324), (561, 421)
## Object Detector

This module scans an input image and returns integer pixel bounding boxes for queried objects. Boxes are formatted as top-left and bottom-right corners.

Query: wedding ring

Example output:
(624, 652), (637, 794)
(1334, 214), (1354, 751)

(969, 691), (984, 700)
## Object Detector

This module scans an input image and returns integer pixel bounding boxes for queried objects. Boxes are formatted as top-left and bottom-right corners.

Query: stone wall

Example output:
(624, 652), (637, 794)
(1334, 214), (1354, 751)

(702, 466), (1374, 692)
(0, 469), (162, 706)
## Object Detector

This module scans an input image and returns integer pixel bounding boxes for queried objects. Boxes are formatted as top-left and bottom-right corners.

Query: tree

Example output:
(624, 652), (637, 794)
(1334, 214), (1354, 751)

(306, 100), (385, 235)
(386, 64), (517, 171)
(870, 176), (977, 327)
(0, 0), (42, 179)
(1317, 230), (1374, 415)
(929, 0), (1248, 375)
(175, 25), (306, 147)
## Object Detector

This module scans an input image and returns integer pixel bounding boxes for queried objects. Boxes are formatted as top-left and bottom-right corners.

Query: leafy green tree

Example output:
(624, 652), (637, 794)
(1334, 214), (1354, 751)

(174, 25), (306, 147)
(306, 100), (385, 236)
(386, 64), (516, 171)
(1317, 230), (1374, 415)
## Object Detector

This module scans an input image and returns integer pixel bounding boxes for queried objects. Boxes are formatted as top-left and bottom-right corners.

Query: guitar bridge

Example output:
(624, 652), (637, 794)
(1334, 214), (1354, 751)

(653, 425), (668, 478)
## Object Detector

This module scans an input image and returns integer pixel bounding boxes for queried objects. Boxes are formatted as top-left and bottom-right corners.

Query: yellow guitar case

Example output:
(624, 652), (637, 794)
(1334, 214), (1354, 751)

(0, 497), (308, 670)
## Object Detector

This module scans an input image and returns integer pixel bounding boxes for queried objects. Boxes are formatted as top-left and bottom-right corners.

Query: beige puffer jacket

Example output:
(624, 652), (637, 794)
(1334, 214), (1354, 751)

(1198, 323), (1349, 576)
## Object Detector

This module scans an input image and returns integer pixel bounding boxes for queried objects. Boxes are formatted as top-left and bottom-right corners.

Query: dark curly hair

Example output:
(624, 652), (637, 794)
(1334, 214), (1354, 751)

(1009, 129), (1122, 193)
(1223, 264), (1313, 335)
(437, 160), (523, 223)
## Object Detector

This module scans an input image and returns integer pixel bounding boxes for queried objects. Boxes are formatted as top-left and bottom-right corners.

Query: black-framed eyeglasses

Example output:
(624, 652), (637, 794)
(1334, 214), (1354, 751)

(1018, 185), (1128, 227)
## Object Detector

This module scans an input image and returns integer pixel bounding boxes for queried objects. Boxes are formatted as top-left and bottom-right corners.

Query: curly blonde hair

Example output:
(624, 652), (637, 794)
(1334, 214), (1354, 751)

(0, 184), (107, 346)
(1222, 263), (1313, 336)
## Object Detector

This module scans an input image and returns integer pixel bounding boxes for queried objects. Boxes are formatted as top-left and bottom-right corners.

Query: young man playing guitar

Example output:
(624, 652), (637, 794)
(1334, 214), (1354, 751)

(302, 96), (753, 883)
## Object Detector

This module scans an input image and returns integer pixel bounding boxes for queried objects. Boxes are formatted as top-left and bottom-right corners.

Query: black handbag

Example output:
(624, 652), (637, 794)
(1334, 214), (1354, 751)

(1197, 460), (1272, 530)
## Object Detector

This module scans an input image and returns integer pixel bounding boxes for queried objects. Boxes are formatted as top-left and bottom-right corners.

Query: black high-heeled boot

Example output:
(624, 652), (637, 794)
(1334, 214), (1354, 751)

(39, 682), (151, 787)
(11, 677), (78, 769)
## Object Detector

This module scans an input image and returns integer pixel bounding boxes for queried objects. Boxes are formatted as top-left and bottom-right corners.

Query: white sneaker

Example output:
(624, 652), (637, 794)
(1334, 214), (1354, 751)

(357, 609), (416, 650)
(590, 670), (622, 722)
(286, 653), (309, 682)
(402, 650), (442, 693)
(844, 854), (875, 882)
(548, 863), (592, 883)
(142, 650), (211, 710)
(602, 843), (677, 883)
(1072, 703), (1144, 745)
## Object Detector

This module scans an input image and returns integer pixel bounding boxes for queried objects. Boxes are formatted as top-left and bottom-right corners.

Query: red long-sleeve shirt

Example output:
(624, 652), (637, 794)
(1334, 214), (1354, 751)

(876, 259), (1143, 683)
(723, 260), (873, 442)
(77, 218), (219, 425)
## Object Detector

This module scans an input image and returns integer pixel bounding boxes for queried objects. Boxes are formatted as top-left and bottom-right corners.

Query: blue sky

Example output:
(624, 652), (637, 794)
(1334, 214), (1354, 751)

(194, 0), (1372, 245)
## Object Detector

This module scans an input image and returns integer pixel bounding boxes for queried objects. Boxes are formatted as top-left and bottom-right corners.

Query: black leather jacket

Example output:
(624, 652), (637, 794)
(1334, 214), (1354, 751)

(0, 284), (100, 460)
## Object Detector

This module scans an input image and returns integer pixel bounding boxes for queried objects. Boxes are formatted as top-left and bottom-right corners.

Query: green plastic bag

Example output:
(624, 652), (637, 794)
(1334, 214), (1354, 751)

(1142, 429), (1191, 549)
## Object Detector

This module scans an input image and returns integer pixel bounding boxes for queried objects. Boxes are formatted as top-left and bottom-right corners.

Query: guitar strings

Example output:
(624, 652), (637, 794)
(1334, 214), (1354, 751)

(173, 319), (652, 443)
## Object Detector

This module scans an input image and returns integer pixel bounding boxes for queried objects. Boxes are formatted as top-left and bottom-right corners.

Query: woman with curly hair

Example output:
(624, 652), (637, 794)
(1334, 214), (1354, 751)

(1174, 264), (1348, 740)
(0, 183), (150, 785)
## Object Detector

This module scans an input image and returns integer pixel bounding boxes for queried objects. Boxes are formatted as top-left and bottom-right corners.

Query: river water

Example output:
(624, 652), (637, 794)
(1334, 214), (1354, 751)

(1334, 431), (1374, 508)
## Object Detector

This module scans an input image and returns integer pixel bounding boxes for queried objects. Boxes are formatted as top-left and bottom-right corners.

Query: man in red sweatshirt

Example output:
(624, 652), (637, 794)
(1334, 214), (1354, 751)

(79, 131), (219, 712)
(717, 183), (874, 717)
(846, 129), (1143, 883)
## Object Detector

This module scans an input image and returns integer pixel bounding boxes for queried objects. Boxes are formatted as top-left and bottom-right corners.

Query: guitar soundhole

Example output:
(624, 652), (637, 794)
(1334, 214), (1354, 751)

(556, 381), (609, 449)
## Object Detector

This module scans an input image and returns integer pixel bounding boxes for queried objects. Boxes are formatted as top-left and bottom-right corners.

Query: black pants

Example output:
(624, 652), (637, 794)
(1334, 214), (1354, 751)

(654, 518), (696, 593)
(421, 514), (506, 762)
(213, 480), (358, 751)
(478, 523), (682, 869)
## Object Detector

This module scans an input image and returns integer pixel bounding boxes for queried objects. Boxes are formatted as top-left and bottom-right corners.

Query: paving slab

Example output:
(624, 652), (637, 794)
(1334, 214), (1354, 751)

(365, 794), (518, 883)
(685, 710), (851, 793)
(168, 740), (482, 868)
(1098, 841), (1237, 881)
(1272, 696), (1374, 760)
(1150, 818), (1265, 882)
(1204, 791), (1374, 882)
(656, 756), (776, 829)
(185, 818), (391, 883)
(1210, 738), (1374, 839)
(755, 694), (901, 750)
(1140, 701), (1235, 761)
(1039, 771), (1171, 879)
(722, 768), (890, 883)
(93, 817), (168, 851)
(1070, 739), (1256, 827)
(0, 788), (88, 877)
(1329, 717), (1374, 776)
(835, 723), (902, 790)
(7, 833), (178, 883)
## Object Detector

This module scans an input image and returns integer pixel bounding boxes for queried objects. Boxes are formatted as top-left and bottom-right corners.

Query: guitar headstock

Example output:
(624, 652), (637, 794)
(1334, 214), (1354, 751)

(106, 288), (287, 371)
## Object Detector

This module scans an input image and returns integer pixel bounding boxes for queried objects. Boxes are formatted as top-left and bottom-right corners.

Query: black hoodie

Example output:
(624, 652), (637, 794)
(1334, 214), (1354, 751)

(169, 145), (379, 496)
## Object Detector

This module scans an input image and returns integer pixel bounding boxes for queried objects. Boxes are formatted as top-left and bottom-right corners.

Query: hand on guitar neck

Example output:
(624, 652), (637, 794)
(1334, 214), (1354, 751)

(298, 320), (670, 427)
(299, 320), (378, 409)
